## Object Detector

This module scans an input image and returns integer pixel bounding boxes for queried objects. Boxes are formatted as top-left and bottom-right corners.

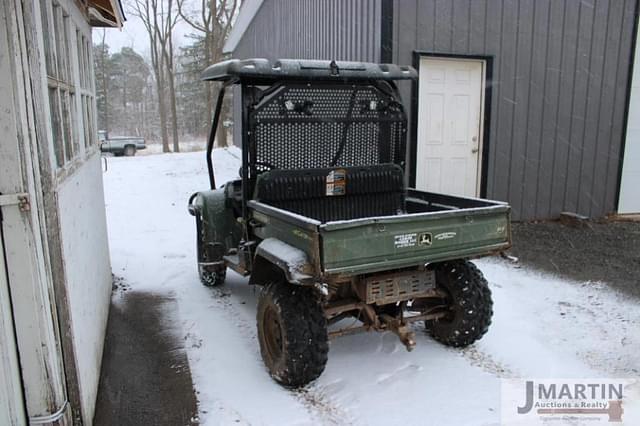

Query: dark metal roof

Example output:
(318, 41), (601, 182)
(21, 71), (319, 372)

(223, 0), (264, 54)
(201, 58), (417, 82)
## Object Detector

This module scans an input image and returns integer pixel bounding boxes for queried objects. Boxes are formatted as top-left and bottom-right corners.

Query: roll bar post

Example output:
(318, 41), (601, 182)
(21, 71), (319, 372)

(206, 85), (227, 190)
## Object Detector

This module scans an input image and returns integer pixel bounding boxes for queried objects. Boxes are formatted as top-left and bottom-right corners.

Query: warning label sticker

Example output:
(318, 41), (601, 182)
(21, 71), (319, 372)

(394, 233), (417, 248)
(326, 169), (346, 196)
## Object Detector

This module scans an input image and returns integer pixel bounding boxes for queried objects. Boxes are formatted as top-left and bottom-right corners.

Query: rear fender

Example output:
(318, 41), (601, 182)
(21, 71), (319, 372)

(188, 189), (241, 263)
(249, 238), (315, 285)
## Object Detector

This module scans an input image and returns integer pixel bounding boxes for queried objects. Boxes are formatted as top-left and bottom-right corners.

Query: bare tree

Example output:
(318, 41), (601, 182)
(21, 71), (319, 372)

(177, 0), (239, 147)
(130, 0), (179, 153)
(162, 18), (180, 152)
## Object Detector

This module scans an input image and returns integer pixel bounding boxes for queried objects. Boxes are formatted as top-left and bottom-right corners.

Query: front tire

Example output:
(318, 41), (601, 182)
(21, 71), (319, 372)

(199, 265), (226, 287)
(124, 145), (136, 156)
(425, 260), (493, 347)
(257, 281), (328, 387)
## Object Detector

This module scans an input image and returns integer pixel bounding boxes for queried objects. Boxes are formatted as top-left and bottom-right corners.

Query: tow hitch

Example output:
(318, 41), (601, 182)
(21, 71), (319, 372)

(380, 314), (416, 351)
(325, 295), (450, 352)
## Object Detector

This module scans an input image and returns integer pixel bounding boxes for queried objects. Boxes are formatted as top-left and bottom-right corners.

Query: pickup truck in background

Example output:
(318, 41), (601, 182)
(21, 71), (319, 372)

(99, 130), (146, 156)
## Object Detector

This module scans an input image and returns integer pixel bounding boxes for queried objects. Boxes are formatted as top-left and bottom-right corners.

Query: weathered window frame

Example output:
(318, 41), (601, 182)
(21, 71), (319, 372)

(39, 0), (98, 172)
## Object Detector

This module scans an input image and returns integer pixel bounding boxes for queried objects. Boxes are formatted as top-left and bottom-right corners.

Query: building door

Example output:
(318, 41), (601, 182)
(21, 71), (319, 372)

(0, 223), (27, 425)
(415, 57), (485, 197)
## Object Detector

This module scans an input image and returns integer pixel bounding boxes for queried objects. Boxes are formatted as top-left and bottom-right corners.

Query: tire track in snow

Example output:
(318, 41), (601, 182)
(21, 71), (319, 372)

(459, 346), (516, 378)
(201, 285), (356, 425)
(407, 321), (516, 379)
(295, 387), (356, 426)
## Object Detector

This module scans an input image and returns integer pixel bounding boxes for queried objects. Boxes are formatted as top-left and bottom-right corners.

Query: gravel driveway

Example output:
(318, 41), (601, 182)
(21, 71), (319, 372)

(510, 220), (640, 298)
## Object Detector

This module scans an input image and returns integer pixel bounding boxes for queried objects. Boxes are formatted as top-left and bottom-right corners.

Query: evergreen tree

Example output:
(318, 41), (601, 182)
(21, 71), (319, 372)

(176, 35), (209, 137)
(93, 40), (113, 132)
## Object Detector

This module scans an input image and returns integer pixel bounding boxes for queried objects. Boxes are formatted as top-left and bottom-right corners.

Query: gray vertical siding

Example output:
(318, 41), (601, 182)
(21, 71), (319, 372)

(393, 0), (638, 220)
(232, 0), (382, 62)
(231, 0), (382, 152)
(229, 0), (638, 220)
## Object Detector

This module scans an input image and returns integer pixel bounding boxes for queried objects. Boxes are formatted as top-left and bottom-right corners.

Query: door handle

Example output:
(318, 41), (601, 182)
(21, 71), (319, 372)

(471, 148), (479, 154)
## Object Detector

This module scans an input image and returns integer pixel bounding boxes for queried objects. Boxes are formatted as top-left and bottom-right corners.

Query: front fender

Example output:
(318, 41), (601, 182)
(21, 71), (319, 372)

(188, 189), (241, 262)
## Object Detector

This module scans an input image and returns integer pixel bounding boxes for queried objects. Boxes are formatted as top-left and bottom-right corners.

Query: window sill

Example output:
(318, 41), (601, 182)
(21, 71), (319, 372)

(54, 144), (100, 184)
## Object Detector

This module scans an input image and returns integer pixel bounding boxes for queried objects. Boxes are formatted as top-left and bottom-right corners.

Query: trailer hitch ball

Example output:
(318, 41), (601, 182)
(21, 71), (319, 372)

(402, 333), (416, 352)
(380, 314), (416, 352)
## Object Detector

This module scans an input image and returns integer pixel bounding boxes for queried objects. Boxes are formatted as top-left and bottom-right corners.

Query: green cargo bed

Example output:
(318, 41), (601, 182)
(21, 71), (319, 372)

(249, 189), (511, 277)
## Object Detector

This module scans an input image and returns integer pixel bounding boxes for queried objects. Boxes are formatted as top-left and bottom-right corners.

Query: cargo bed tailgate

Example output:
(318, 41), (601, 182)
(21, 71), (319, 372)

(320, 201), (511, 275)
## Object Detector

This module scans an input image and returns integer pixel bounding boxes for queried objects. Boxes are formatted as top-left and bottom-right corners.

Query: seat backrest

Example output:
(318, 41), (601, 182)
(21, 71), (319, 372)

(254, 164), (405, 222)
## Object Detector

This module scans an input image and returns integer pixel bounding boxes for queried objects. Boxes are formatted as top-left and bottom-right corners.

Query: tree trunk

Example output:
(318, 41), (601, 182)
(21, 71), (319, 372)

(212, 41), (227, 147)
(122, 77), (128, 133)
(154, 57), (170, 153)
(161, 0), (180, 152)
(176, 0), (239, 142)
(163, 33), (180, 153)
(204, 35), (212, 134)
(215, 86), (228, 147)
(131, 0), (179, 153)
(167, 68), (179, 152)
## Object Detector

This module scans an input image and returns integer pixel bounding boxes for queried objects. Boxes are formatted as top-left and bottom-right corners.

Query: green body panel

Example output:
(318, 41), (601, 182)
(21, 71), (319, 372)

(195, 189), (242, 259)
(320, 208), (511, 275)
(251, 208), (320, 271)
(247, 198), (511, 279)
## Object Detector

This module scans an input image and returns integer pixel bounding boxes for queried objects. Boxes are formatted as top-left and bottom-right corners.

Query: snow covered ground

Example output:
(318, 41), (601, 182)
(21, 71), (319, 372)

(139, 140), (208, 155)
(103, 150), (640, 425)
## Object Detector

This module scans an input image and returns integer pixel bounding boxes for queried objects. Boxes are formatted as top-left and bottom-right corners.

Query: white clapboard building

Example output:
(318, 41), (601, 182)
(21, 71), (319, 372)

(0, 1), (123, 424)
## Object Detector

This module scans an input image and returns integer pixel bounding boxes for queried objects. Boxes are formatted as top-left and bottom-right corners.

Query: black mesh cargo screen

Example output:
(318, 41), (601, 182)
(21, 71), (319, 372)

(255, 165), (406, 222)
(248, 83), (407, 174)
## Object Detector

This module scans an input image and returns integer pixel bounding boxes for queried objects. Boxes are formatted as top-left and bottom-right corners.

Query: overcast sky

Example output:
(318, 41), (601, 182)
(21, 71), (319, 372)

(93, 8), (193, 56)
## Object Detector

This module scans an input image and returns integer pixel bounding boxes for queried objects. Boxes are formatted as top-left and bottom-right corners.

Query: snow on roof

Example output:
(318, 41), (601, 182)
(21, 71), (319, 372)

(201, 58), (418, 82)
(223, 0), (264, 54)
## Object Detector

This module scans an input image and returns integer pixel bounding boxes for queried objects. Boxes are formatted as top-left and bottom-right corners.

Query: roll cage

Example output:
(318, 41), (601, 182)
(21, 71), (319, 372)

(203, 58), (417, 234)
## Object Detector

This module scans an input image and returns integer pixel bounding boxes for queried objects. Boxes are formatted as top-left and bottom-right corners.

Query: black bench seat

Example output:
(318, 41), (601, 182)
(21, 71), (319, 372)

(254, 164), (406, 223)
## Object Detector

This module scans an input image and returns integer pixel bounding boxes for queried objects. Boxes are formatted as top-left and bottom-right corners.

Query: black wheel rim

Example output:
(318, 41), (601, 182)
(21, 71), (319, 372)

(263, 306), (284, 362)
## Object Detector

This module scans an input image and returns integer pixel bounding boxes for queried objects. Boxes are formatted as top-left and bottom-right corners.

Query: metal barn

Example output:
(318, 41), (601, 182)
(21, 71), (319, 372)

(224, 0), (640, 221)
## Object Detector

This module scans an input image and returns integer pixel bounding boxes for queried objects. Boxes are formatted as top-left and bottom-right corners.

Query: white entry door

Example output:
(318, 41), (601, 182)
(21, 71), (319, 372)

(415, 57), (485, 197)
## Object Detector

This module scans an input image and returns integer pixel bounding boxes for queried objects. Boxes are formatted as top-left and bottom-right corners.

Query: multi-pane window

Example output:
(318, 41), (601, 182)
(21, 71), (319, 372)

(77, 31), (96, 149)
(40, 0), (97, 169)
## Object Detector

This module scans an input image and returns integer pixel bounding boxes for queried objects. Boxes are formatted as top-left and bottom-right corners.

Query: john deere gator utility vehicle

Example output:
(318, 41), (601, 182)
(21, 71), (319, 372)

(188, 58), (511, 387)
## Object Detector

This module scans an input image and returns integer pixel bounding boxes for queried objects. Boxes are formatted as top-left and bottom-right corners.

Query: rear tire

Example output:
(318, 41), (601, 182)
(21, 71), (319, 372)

(425, 260), (493, 347)
(257, 281), (328, 387)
